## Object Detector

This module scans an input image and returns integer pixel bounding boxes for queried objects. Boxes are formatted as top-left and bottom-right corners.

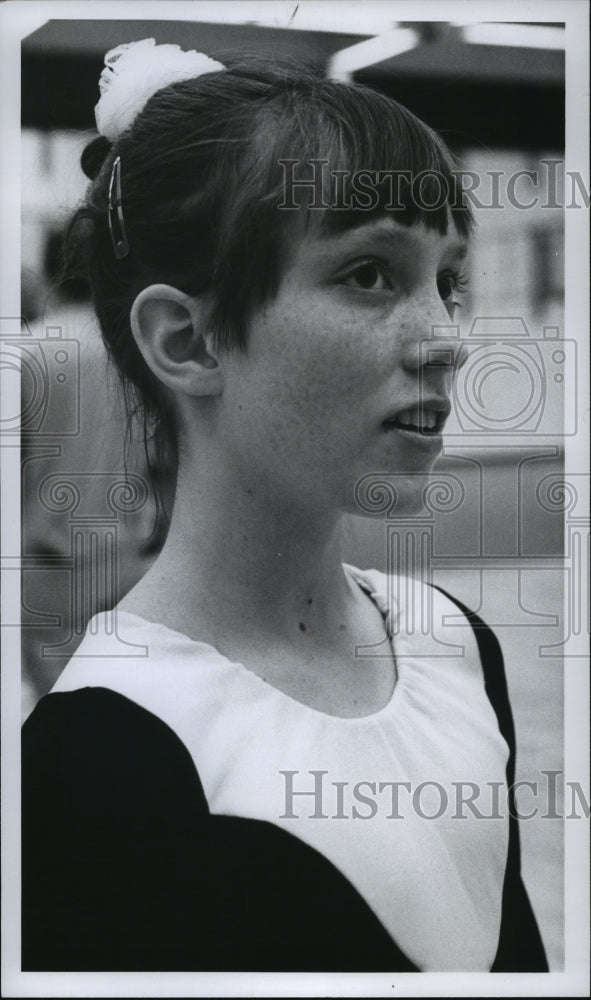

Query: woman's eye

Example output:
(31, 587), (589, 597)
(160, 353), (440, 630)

(437, 271), (467, 304)
(437, 270), (468, 318)
(342, 262), (392, 291)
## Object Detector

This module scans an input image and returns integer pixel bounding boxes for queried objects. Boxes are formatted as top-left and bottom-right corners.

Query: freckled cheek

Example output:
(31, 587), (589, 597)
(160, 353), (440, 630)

(275, 312), (395, 401)
(231, 298), (402, 433)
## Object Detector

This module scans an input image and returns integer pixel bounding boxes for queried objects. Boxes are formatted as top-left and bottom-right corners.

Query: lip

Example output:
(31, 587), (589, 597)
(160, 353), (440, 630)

(384, 425), (444, 453)
(382, 398), (452, 433)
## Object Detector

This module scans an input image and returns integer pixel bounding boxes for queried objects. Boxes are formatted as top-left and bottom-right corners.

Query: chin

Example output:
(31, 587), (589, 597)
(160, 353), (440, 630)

(350, 470), (431, 520)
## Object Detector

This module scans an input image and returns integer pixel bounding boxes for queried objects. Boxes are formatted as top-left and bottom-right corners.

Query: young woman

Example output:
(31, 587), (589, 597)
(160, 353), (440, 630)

(22, 39), (548, 973)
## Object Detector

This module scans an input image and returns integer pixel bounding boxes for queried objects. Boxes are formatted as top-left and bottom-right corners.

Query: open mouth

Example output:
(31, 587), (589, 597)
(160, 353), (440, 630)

(382, 406), (448, 436)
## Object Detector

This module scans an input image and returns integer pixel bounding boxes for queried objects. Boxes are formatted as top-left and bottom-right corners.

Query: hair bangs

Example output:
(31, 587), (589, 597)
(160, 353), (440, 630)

(274, 81), (474, 239)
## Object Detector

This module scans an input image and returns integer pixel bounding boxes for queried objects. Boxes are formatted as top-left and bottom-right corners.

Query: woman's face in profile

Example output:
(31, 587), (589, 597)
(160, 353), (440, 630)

(215, 214), (469, 517)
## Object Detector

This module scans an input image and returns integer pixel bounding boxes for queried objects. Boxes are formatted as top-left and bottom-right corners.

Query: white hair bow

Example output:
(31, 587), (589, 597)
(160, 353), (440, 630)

(95, 38), (225, 141)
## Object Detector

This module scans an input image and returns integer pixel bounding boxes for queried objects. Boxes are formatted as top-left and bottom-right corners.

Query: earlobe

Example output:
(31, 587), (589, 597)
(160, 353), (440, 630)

(130, 284), (223, 397)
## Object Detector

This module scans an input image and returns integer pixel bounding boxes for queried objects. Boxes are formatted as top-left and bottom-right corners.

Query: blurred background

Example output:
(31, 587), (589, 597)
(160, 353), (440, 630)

(19, 9), (569, 969)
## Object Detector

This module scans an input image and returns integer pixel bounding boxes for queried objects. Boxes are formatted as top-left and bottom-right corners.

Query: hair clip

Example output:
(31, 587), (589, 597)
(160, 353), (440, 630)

(108, 156), (129, 260)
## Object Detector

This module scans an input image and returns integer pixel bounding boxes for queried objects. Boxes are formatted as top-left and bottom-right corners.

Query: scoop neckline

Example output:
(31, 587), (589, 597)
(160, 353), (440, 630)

(109, 565), (402, 724)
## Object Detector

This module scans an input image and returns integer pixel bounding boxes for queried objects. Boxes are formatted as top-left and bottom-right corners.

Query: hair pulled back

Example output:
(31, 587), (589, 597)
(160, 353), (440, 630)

(68, 57), (472, 483)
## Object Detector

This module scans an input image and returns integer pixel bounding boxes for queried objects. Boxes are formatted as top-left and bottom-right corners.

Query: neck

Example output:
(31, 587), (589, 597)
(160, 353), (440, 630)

(135, 454), (354, 647)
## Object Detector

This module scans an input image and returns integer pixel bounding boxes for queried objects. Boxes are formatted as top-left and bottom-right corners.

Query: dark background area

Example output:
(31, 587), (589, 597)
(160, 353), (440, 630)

(22, 19), (564, 150)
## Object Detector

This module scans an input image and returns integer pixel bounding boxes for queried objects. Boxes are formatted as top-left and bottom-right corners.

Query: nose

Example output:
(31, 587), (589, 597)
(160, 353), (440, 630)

(399, 293), (468, 376)
(422, 335), (470, 374)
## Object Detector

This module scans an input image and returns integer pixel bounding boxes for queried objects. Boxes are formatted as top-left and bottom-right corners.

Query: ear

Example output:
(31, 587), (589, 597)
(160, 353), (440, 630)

(130, 284), (222, 397)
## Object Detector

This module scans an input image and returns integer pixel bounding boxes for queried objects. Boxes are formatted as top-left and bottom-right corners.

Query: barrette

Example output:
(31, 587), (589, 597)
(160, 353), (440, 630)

(108, 156), (129, 260)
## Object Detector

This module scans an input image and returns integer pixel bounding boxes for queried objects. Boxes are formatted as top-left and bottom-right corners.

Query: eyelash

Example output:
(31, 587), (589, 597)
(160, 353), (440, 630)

(340, 258), (469, 310)
(340, 259), (393, 292)
(437, 269), (468, 309)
